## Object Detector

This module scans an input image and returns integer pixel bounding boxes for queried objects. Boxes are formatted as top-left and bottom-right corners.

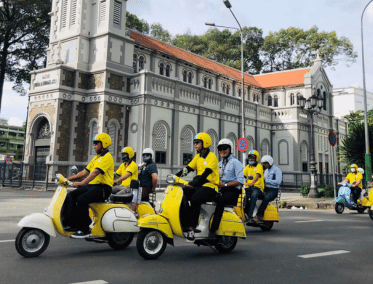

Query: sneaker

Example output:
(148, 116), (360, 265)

(186, 231), (195, 242)
(252, 216), (259, 223)
(71, 230), (91, 239)
(246, 217), (254, 225)
(64, 226), (78, 232)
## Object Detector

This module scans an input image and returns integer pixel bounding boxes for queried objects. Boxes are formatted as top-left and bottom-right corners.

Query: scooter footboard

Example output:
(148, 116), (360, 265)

(137, 214), (173, 239)
(17, 213), (56, 237)
(217, 211), (246, 238)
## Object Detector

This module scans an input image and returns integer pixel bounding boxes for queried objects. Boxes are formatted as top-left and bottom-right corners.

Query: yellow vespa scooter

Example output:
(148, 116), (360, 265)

(136, 175), (246, 260)
(15, 174), (155, 257)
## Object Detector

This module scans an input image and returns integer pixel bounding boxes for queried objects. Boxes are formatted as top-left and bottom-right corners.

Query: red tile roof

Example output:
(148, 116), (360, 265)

(130, 31), (309, 89)
(254, 68), (311, 88)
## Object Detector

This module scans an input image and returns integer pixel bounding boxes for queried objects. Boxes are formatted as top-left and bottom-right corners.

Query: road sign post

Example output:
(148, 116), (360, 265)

(328, 131), (337, 198)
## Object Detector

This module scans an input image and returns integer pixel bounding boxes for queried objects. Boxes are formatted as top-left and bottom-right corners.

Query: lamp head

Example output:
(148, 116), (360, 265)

(223, 0), (232, 8)
(310, 94), (317, 108)
(205, 22), (216, 26)
(298, 96), (306, 108)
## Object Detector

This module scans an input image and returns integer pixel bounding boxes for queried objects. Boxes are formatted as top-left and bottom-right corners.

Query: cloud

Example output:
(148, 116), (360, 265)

(8, 117), (24, 127)
(0, 82), (28, 122)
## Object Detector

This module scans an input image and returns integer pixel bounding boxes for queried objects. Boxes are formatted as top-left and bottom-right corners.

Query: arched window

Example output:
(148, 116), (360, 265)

(203, 77), (208, 88)
(296, 93), (302, 105)
(183, 70), (187, 82)
(274, 95), (279, 107)
(107, 120), (118, 157)
(290, 93), (295, 105)
(181, 126), (195, 165)
(300, 141), (308, 172)
(159, 63), (164, 76)
(222, 83), (226, 93)
(323, 91), (327, 110)
(90, 121), (98, 155)
(165, 64), (171, 77)
(154, 122), (168, 164)
(37, 118), (51, 139)
(278, 140), (289, 165)
(206, 129), (218, 155)
(268, 95), (272, 106)
(238, 88), (242, 97)
(227, 132), (238, 157)
(188, 72), (192, 84)
(138, 55), (145, 71)
(133, 54), (138, 73)
(246, 136), (255, 151)
(261, 139), (270, 157)
(208, 78), (212, 90)
(226, 84), (230, 95)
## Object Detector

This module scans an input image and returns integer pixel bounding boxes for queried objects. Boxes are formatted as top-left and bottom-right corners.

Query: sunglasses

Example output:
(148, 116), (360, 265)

(218, 146), (229, 151)
(194, 141), (201, 145)
(93, 141), (100, 145)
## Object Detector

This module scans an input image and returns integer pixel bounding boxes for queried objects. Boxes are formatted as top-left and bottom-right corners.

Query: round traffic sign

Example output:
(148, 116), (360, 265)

(237, 138), (249, 153)
(5, 155), (12, 163)
(328, 131), (337, 147)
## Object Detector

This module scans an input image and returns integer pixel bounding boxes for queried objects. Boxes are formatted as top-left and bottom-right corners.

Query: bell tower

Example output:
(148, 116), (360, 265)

(47, 0), (133, 72)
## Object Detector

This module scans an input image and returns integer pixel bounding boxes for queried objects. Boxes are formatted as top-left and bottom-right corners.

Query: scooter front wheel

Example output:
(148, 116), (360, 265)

(136, 229), (167, 260)
(335, 203), (344, 214)
(15, 228), (50, 257)
(215, 236), (237, 253)
(107, 232), (134, 250)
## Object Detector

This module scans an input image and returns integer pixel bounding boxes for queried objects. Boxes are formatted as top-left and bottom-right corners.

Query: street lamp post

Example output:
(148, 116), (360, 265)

(206, 0), (246, 164)
(361, 0), (373, 183)
(299, 94), (324, 198)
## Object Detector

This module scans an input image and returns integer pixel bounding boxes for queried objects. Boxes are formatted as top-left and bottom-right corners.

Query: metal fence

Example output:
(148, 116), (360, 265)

(0, 162), (23, 187)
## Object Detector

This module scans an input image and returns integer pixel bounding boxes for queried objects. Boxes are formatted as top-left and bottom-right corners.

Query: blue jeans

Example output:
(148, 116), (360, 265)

(245, 186), (262, 218)
(257, 188), (278, 217)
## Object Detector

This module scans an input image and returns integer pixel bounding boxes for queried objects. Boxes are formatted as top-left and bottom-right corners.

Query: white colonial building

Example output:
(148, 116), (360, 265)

(333, 86), (373, 118)
(24, 0), (347, 187)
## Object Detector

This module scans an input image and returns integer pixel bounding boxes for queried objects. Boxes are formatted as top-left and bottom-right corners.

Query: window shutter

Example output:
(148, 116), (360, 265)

(113, 1), (122, 25)
(71, 0), (77, 26)
(61, 0), (68, 28)
(99, 0), (106, 22)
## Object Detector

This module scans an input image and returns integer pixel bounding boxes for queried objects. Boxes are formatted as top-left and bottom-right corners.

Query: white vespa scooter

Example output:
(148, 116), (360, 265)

(15, 173), (155, 257)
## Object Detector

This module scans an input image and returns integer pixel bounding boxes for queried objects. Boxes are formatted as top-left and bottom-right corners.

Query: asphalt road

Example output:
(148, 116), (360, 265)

(1, 188), (373, 284)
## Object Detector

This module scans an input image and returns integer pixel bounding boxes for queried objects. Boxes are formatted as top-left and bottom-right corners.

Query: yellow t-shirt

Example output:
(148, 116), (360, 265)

(243, 163), (264, 191)
(188, 150), (219, 191)
(116, 161), (138, 187)
(86, 151), (114, 187)
(346, 172), (363, 189)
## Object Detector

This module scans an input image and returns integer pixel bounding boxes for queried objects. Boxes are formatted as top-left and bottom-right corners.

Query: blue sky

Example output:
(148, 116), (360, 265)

(2, 0), (373, 126)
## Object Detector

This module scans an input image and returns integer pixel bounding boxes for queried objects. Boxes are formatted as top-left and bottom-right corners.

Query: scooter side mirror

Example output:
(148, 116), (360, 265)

(55, 174), (68, 184)
(71, 166), (78, 175)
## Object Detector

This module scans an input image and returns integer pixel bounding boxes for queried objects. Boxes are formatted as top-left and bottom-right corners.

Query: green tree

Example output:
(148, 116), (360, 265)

(261, 26), (357, 72)
(339, 123), (373, 172)
(150, 23), (172, 43)
(0, 0), (52, 108)
(125, 11), (149, 34)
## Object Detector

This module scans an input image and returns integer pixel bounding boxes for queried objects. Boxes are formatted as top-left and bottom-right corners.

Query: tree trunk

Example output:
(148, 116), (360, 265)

(0, 29), (11, 111)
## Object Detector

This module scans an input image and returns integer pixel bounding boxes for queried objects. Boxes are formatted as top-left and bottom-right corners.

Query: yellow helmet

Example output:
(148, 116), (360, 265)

(194, 132), (212, 148)
(351, 164), (358, 171)
(93, 133), (111, 148)
(247, 149), (260, 162)
(121, 147), (135, 159)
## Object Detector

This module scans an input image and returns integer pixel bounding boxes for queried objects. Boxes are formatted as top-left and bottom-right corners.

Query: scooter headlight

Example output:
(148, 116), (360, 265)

(166, 174), (175, 184)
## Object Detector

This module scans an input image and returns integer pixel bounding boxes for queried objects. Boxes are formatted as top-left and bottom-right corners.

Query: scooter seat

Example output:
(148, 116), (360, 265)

(109, 193), (134, 204)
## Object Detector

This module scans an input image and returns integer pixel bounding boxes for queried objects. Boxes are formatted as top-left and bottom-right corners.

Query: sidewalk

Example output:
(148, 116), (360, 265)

(280, 192), (334, 209)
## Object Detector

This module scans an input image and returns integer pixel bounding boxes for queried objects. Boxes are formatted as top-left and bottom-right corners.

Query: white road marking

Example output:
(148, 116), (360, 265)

(0, 240), (14, 243)
(295, 220), (324, 223)
(298, 250), (350, 259)
(69, 281), (108, 284)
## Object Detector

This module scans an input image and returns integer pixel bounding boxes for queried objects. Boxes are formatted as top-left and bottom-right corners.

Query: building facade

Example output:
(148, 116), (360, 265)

(0, 124), (25, 161)
(24, 0), (347, 185)
(333, 86), (373, 118)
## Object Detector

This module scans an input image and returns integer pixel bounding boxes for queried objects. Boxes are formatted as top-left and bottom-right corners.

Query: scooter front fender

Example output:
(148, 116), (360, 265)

(137, 214), (173, 239)
(18, 213), (57, 237)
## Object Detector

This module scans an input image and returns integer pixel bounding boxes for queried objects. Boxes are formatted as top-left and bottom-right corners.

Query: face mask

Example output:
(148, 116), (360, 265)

(143, 155), (151, 162)
(122, 154), (129, 162)
(249, 161), (255, 166)
(351, 168), (356, 173)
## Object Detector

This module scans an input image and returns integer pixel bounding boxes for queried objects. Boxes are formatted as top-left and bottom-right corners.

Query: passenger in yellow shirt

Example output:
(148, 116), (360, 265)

(243, 149), (264, 223)
(344, 164), (363, 205)
(67, 133), (114, 238)
(175, 132), (219, 242)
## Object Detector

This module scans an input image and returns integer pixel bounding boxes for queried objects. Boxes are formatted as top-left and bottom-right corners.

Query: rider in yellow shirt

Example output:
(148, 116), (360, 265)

(344, 164), (363, 205)
(175, 132), (219, 242)
(243, 150), (264, 223)
(67, 133), (114, 238)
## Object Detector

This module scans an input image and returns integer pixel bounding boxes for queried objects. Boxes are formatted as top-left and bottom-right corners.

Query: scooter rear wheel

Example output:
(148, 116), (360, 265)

(136, 229), (167, 260)
(15, 228), (50, 258)
(107, 232), (134, 250)
(215, 236), (237, 253)
(260, 221), (274, 231)
(357, 207), (366, 214)
(335, 203), (344, 214)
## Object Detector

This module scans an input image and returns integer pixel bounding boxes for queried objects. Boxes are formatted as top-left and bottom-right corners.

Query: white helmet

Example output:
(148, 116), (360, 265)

(261, 155), (274, 166)
(218, 138), (234, 155)
(358, 168), (365, 175)
(143, 148), (154, 158)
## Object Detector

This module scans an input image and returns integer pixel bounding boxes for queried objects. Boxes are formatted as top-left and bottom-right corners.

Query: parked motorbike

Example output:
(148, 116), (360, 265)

(136, 174), (246, 260)
(15, 174), (155, 257)
(334, 181), (371, 214)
